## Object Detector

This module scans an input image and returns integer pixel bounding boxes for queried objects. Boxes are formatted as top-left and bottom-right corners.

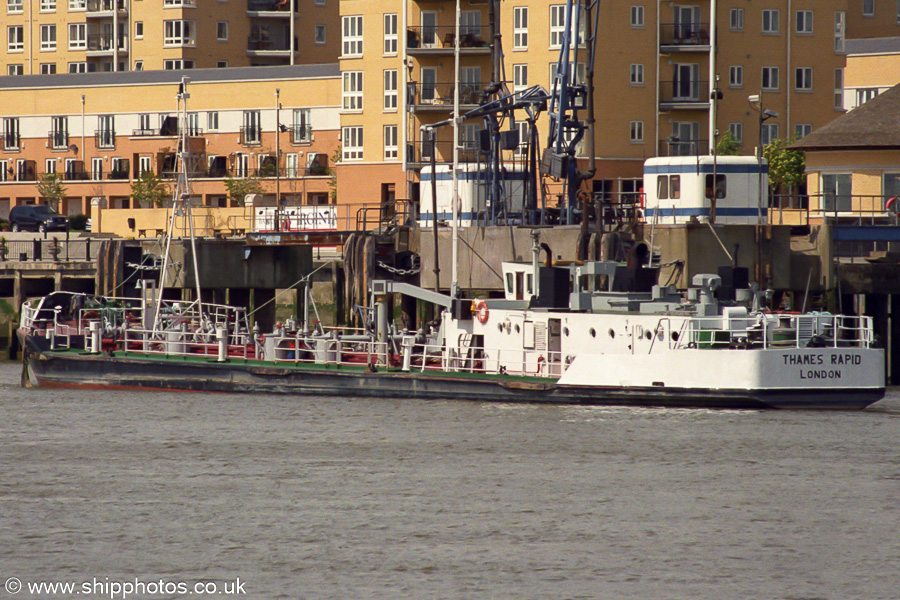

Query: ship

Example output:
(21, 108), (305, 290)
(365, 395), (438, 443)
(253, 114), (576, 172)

(18, 235), (886, 410)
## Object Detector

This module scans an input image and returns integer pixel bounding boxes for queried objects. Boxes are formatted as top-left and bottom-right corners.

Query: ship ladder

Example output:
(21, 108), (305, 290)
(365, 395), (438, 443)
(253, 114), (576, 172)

(795, 316), (816, 347)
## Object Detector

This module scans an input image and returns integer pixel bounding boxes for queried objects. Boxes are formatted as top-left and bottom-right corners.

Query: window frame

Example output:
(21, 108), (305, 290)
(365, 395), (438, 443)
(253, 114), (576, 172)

(383, 124), (398, 160)
(762, 9), (780, 34)
(163, 20), (196, 47)
(630, 120), (644, 143)
(383, 13), (397, 55)
(40, 24), (57, 51)
(341, 15), (363, 57)
(630, 5), (644, 28)
(796, 10), (813, 34)
(383, 69), (398, 110)
(762, 66), (780, 91)
(729, 65), (743, 88)
(513, 6), (528, 49)
(728, 122), (743, 144)
(630, 63), (644, 86)
(342, 71), (363, 111)
(8, 25), (24, 52)
(342, 126), (363, 161)
(730, 8), (744, 31)
(795, 67), (813, 92)
(216, 21), (228, 42)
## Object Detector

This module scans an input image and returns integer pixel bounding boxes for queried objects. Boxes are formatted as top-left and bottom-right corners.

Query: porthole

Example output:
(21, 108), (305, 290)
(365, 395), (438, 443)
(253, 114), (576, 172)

(589, 328), (596, 338)
(515, 324), (520, 333)
(498, 323), (503, 332)
(645, 331), (653, 340)
(608, 328), (615, 339)
(563, 327), (570, 336)
(671, 331), (680, 341)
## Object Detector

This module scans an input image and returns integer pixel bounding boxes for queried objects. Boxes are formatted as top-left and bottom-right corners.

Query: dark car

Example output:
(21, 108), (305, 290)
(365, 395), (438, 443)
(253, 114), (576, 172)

(9, 205), (69, 233)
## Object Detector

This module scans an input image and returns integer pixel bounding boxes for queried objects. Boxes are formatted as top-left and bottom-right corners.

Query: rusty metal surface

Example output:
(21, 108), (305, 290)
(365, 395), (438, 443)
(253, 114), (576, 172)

(246, 231), (354, 246)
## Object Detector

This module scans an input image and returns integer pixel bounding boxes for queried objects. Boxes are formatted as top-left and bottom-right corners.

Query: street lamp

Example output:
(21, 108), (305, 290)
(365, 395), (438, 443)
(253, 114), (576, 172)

(748, 93), (779, 224)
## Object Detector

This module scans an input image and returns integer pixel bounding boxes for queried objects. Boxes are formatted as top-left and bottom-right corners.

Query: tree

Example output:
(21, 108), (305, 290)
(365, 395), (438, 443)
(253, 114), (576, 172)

(763, 137), (806, 194)
(715, 131), (741, 156)
(224, 176), (263, 207)
(37, 173), (67, 212)
(328, 145), (342, 203)
(131, 171), (170, 208)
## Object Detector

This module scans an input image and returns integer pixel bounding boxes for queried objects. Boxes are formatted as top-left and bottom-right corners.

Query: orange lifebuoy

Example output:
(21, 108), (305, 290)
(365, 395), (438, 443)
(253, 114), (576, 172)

(475, 301), (489, 324)
(887, 197), (899, 213)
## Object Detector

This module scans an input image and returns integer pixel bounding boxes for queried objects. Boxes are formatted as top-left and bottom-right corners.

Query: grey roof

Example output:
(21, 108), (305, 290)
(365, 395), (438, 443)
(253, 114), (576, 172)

(844, 36), (900, 56)
(791, 82), (900, 151)
(0, 63), (339, 89)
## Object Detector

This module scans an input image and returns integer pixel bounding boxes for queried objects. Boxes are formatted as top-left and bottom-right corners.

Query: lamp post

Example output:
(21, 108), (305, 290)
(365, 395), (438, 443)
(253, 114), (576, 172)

(748, 93), (778, 225)
(710, 76), (722, 223)
(275, 88), (281, 232)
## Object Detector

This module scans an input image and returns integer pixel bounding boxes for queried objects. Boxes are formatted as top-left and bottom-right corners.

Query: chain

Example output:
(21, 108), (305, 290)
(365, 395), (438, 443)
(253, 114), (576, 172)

(377, 258), (420, 276)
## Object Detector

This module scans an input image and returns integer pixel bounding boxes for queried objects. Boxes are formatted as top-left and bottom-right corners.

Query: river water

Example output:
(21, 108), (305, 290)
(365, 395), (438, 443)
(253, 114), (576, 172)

(1, 361), (898, 600)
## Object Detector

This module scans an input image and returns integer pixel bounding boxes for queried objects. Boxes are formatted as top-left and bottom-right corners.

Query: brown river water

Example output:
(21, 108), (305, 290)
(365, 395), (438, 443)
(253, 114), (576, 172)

(1, 362), (898, 600)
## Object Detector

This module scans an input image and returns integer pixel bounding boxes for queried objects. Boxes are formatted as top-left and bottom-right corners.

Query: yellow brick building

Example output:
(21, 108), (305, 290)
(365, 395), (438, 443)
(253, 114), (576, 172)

(1, 0), (339, 75)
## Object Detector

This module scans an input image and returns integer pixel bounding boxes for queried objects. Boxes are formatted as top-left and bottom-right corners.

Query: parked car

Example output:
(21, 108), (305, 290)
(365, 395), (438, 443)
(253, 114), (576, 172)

(9, 205), (69, 233)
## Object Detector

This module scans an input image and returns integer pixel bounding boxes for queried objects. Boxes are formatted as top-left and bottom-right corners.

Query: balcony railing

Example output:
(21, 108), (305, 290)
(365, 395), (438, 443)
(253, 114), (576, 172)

(239, 126), (262, 145)
(95, 130), (116, 149)
(659, 22), (711, 46)
(407, 25), (489, 49)
(63, 170), (90, 181)
(86, 0), (125, 12)
(408, 81), (485, 107)
(658, 138), (709, 157)
(289, 124), (311, 144)
(247, 36), (296, 51)
(48, 130), (69, 150)
(407, 139), (482, 164)
(87, 34), (125, 52)
(659, 80), (710, 104)
(247, 0), (296, 11)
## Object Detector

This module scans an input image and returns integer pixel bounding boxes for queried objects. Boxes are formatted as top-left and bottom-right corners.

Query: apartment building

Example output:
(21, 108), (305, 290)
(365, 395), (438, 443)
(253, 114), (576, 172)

(0, 64), (341, 220)
(1, 0), (339, 75)
(337, 0), (900, 207)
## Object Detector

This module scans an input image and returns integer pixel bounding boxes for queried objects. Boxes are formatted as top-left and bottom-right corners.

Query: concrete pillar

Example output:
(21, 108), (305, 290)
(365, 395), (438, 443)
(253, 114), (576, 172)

(252, 288), (276, 334)
(13, 272), (22, 313)
(891, 295), (900, 385)
(90, 196), (107, 234)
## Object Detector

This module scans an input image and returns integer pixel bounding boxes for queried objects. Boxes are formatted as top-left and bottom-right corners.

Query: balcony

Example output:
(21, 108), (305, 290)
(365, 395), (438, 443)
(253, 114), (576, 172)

(406, 139), (481, 166)
(246, 0), (297, 15)
(659, 23), (711, 50)
(247, 35), (296, 55)
(95, 129), (116, 149)
(48, 130), (69, 150)
(86, 34), (127, 55)
(408, 81), (485, 112)
(659, 79), (710, 109)
(406, 26), (490, 55)
(86, 0), (126, 16)
(658, 138), (709, 157)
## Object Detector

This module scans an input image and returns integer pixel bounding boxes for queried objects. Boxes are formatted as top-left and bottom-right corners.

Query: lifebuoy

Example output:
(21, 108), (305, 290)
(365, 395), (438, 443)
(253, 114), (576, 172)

(887, 197), (898, 213)
(475, 301), (489, 324)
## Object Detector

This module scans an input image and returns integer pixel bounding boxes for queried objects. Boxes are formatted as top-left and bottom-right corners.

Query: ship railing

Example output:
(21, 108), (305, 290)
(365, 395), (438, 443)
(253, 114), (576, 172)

(678, 313), (874, 350)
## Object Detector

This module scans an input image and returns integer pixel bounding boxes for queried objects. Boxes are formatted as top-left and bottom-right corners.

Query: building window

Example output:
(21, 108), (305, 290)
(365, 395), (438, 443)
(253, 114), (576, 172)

(730, 8), (744, 31)
(241, 110), (261, 145)
(762, 67), (779, 91)
(40, 63), (56, 75)
(460, 10), (481, 37)
(795, 67), (812, 91)
(834, 11), (845, 53)
(207, 111), (219, 131)
(164, 59), (194, 70)
(97, 115), (115, 149)
(761, 123), (778, 147)
(138, 155), (152, 176)
(69, 23), (87, 49)
(897, 0), (900, 24)
(856, 88), (879, 107)
(91, 157), (103, 181)
(134, 60), (143, 71)
(0, 160), (7, 181)
(630, 64), (644, 85)
(342, 71), (363, 111)
(216, 22), (228, 41)
(8, 0), (23, 13)
(383, 13), (397, 55)
(796, 10), (813, 34)
(69, 0), (85, 9)
(8, 26), (24, 52)
(136, 113), (151, 135)
(164, 20), (195, 46)
(8, 64), (23, 76)
(342, 15), (362, 57)
(863, 0), (874, 17)
(728, 122), (743, 144)
(549, 5), (566, 48)
(762, 10), (779, 34)
(186, 112), (200, 136)
(513, 64), (528, 91)
(383, 69), (397, 110)
(3, 118), (20, 151)
(384, 124), (397, 160)
(50, 117), (69, 150)
(342, 126), (363, 161)
(729, 65), (743, 87)
(134, 21), (143, 39)
(45, 159), (56, 175)
(822, 173), (851, 212)
(883, 173), (900, 207)
(40, 25), (57, 51)
(631, 5), (644, 27)
(834, 68), (844, 109)
(315, 25), (326, 45)
(40, 0), (55, 11)
(69, 62), (90, 73)
(630, 121), (644, 142)
(513, 6), (528, 49)
(216, 61), (227, 68)
(292, 109), (310, 143)
(794, 124), (812, 139)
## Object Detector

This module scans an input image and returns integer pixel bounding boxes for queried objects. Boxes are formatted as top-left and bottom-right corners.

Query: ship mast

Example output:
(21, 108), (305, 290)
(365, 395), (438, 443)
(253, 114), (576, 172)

(152, 76), (205, 337)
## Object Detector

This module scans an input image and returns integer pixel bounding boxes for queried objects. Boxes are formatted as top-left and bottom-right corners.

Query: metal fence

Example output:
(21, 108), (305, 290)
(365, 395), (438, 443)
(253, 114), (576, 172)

(0, 237), (100, 263)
